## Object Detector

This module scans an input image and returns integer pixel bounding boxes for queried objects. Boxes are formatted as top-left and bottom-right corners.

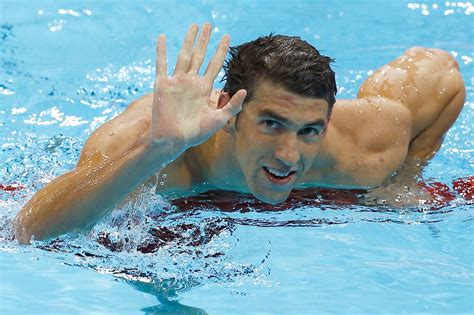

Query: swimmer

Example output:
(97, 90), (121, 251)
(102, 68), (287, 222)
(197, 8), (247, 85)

(14, 23), (466, 244)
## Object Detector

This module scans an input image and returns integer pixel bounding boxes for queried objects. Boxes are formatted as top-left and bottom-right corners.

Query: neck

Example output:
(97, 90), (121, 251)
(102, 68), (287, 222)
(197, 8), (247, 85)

(188, 130), (247, 192)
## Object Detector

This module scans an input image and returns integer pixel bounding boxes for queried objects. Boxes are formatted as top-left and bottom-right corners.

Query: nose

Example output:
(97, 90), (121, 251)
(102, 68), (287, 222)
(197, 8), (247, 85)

(274, 133), (300, 167)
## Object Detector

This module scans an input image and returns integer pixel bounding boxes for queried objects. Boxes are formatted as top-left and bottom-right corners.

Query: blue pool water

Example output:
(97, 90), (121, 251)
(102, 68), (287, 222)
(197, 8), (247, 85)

(1, 1), (473, 314)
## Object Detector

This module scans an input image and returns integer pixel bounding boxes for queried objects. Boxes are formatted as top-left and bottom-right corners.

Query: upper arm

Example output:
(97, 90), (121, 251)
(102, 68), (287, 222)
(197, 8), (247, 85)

(314, 98), (412, 187)
(76, 93), (153, 168)
(357, 47), (465, 149)
(307, 48), (465, 187)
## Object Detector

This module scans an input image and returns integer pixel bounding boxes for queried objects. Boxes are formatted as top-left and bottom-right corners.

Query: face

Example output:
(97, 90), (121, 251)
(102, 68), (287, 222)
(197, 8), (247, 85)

(233, 80), (330, 204)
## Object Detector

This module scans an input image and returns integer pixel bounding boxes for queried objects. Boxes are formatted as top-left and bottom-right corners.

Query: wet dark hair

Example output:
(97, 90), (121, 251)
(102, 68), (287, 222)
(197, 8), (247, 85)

(222, 34), (337, 115)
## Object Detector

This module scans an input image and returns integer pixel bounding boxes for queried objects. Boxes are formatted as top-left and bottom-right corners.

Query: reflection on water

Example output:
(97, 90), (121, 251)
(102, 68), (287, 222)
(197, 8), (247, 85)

(140, 303), (207, 315)
(130, 280), (208, 315)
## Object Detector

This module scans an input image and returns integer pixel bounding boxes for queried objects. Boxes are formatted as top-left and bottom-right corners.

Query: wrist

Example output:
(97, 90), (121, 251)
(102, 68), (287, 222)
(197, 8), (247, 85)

(140, 134), (185, 168)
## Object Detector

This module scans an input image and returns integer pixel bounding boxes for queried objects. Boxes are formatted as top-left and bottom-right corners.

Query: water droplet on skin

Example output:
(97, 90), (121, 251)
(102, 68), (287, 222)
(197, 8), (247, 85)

(159, 181), (165, 186)
(162, 174), (167, 179)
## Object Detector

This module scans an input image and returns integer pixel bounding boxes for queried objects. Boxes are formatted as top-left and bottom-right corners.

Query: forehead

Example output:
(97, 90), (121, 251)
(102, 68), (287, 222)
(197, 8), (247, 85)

(245, 80), (329, 122)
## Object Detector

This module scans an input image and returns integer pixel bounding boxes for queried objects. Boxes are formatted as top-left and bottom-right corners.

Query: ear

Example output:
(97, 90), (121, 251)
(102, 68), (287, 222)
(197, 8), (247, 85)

(217, 91), (231, 109)
(218, 92), (237, 133)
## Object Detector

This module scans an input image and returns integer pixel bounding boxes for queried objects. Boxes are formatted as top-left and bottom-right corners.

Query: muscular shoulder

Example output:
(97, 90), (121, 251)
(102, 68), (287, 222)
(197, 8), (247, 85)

(303, 47), (464, 188)
(358, 47), (464, 137)
(304, 98), (411, 188)
(358, 47), (459, 101)
(77, 92), (204, 189)
(77, 93), (154, 167)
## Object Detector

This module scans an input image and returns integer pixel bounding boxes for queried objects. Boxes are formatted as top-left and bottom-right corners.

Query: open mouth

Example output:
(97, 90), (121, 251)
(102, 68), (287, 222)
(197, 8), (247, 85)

(263, 167), (296, 186)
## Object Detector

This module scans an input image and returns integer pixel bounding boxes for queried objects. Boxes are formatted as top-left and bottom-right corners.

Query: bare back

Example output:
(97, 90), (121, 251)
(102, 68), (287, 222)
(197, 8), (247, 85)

(301, 47), (465, 188)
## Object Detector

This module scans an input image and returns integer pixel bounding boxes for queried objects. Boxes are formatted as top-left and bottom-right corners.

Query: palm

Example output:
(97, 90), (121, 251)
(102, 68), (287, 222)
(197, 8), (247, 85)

(151, 24), (247, 149)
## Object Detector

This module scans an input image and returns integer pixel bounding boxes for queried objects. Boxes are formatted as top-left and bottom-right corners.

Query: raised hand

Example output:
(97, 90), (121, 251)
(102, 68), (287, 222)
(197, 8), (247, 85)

(150, 23), (247, 152)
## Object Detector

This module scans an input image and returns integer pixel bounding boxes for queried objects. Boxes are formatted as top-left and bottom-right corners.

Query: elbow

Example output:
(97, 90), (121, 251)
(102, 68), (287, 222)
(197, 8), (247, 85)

(14, 205), (51, 245)
(13, 212), (34, 245)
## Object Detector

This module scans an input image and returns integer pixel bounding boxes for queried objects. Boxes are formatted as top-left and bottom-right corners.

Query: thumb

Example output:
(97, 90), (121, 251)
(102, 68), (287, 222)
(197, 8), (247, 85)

(219, 89), (247, 119)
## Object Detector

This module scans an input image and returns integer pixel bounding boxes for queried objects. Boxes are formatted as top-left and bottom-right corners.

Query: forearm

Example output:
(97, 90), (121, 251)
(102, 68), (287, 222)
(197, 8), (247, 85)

(14, 23), (247, 244)
(14, 139), (179, 244)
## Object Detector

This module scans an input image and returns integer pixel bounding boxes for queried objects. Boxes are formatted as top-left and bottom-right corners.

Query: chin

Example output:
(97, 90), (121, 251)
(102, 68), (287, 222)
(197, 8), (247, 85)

(252, 188), (291, 205)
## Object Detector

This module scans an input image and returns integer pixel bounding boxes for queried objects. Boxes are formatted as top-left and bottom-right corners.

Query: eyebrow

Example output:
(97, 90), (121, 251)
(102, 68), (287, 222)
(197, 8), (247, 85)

(258, 109), (326, 127)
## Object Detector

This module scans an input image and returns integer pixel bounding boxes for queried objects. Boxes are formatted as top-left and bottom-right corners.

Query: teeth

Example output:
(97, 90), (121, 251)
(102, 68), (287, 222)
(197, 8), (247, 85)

(266, 167), (290, 177)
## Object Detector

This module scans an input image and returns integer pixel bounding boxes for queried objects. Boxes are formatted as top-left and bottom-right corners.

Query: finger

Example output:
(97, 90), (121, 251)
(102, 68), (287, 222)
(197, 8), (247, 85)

(156, 35), (167, 78)
(189, 23), (212, 74)
(218, 89), (247, 120)
(174, 24), (199, 75)
(204, 35), (229, 81)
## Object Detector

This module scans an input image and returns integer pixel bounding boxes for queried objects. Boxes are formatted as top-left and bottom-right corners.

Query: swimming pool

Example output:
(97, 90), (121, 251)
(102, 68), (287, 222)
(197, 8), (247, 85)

(1, 0), (473, 314)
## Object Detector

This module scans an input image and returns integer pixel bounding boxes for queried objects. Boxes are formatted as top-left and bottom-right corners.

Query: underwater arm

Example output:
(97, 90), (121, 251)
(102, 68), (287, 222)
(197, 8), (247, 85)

(14, 23), (246, 244)
(358, 47), (465, 159)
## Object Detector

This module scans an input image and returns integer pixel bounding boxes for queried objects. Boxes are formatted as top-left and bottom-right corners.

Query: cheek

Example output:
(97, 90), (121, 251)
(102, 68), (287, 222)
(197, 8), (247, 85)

(239, 140), (267, 162)
(237, 127), (269, 153)
(236, 135), (272, 172)
(301, 142), (322, 162)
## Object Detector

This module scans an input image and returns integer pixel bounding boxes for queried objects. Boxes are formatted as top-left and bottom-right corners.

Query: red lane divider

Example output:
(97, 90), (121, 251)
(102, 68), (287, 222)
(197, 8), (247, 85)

(417, 181), (457, 206)
(452, 176), (474, 200)
(0, 183), (25, 192)
(0, 176), (471, 205)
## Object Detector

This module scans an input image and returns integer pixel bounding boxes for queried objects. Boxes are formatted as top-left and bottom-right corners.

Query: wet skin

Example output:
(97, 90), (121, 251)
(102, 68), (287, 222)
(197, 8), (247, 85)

(13, 23), (465, 243)
(228, 81), (329, 204)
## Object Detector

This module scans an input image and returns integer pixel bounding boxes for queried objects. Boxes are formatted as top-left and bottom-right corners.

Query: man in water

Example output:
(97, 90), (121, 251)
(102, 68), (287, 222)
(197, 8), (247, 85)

(15, 23), (465, 243)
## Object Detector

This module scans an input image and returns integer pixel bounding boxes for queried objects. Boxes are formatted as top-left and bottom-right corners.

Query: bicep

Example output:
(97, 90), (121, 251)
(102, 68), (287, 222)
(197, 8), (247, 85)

(357, 47), (465, 140)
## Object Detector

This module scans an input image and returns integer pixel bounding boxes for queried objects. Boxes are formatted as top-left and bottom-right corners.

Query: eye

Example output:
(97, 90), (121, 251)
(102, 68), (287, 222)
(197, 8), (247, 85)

(261, 119), (282, 130)
(298, 127), (321, 137)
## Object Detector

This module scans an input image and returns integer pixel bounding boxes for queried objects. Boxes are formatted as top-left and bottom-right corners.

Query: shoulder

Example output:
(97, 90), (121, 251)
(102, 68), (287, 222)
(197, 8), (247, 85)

(358, 47), (464, 135)
(302, 48), (465, 188)
(77, 93), (154, 167)
(303, 98), (411, 188)
(328, 98), (411, 144)
(358, 47), (460, 101)
(358, 47), (465, 158)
